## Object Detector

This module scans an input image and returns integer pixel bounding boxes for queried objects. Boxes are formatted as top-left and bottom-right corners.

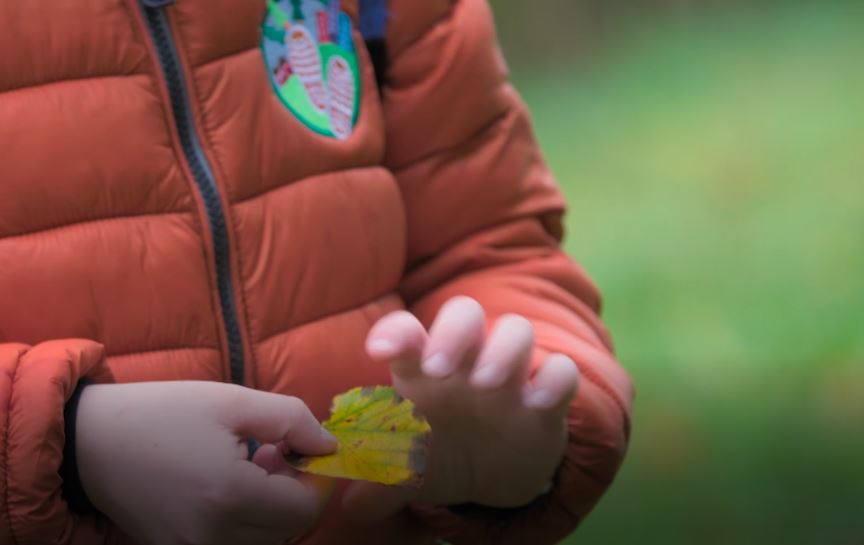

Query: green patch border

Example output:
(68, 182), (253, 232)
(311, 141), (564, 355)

(259, 1), (363, 139)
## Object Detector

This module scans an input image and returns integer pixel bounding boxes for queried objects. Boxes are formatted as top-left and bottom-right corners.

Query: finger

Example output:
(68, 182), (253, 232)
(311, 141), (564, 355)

(421, 296), (486, 378)
(251, 443), (300, 478)
(227, 460), (332, 532)
(470, 314), (535, 390)
(366, 311), (428, 379)
(523, 353), (580, 412)
(223, 389), (337, 456)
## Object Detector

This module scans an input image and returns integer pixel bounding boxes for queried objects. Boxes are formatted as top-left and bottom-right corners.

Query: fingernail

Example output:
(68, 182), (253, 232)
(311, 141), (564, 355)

(472, 366), (500, 388)
(422, 354), (451, 377)
(526, 389), (556, 409)
(321, 428), (338, 446)
(368, 339), (396, 356)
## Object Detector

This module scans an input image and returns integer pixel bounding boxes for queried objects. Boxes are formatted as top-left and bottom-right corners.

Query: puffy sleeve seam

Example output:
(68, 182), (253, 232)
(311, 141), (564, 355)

(388, 0), (460, 65)
(579, 370), (631, 439)
(389, 90), (511, 174)
(2, 347), (26, 545)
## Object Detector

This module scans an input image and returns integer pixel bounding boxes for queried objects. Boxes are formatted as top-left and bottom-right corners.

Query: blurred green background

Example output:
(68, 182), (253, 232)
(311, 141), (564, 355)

(492, 0), (864, 543)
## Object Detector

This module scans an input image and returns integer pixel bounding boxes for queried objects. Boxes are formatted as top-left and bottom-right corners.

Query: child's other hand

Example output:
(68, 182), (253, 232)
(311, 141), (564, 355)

(344, 297), (579, 518)
(76, 381), (336, 545)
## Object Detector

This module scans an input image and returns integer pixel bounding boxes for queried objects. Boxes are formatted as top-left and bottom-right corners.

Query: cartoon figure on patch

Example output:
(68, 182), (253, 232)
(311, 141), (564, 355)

(260, 0), (361, 140)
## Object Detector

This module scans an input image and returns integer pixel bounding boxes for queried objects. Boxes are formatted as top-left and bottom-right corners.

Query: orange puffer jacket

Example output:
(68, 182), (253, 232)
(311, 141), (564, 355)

(0, 0), (633, 544)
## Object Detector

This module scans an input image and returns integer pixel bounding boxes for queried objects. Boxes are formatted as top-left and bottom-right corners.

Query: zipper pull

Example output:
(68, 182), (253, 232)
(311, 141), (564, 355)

(141, 0), (174, 7)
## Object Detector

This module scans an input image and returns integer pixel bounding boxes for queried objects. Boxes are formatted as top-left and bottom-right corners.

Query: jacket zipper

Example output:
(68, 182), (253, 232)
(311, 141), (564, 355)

(139, 0), (246, 385)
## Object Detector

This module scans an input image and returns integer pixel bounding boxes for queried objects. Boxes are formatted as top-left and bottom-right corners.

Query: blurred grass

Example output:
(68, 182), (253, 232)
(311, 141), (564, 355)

(499, 1), (864, 543)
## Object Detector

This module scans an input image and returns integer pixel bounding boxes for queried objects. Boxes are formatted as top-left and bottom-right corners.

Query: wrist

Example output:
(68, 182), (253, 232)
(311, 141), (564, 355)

(59, 379), (98, 515)
(73, 383), (120, 515)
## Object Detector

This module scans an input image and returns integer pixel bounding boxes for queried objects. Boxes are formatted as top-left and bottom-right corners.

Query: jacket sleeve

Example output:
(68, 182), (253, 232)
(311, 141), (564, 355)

(382, 1), (634, 543)
(0, 340), (124, 545)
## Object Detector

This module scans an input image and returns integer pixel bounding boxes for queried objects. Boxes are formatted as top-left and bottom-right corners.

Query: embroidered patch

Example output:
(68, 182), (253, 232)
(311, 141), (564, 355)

(261, 0), (361, 140)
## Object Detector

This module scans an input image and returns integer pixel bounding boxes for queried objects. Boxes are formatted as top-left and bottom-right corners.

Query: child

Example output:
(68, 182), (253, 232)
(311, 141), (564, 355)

(0, 0), (633, 544)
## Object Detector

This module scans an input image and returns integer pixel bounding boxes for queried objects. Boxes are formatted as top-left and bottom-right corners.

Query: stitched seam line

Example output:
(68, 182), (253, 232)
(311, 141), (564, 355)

(389, 103), (510, 174)
(106, 345), (220, 361)
(532, 317), (630, 423)
(401, 223), (562, 303)
(196, 46), (258, 72)
(0, 210), (189, 244)
(3, 349), (25, 545)
(388, 0), (458, 65)
(554, 463), (607, 522)
(565, 440), (620, 485)
(576, 364), (631, 432)
(0, 72), (146, 98)
(258, 289), (395, 345)
(234, 165), (384, 207)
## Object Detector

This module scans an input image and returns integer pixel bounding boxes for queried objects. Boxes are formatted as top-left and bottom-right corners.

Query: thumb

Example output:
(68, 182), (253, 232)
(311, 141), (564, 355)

(224, 389), (337, 456)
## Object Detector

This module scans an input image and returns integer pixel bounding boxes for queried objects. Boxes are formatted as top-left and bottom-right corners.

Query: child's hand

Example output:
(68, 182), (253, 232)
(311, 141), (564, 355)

(344, 297), (580, 517)
(76, 381), (336, 545)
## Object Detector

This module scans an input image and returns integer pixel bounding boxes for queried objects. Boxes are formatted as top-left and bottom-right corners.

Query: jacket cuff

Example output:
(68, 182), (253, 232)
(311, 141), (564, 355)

(409, 461), (566, 543)
(0, 340), (114, 544)
(60, 378), (97, 515)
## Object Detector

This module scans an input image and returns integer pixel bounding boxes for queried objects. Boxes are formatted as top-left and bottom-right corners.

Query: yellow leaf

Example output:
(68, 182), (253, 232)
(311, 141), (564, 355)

(285, 386), (431, 486)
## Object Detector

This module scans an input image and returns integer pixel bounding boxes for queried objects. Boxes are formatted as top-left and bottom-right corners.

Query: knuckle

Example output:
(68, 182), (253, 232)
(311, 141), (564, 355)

(212, 384), (248, 419)
(281, 396), (311, 428)
(282, 395), (305, 416)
